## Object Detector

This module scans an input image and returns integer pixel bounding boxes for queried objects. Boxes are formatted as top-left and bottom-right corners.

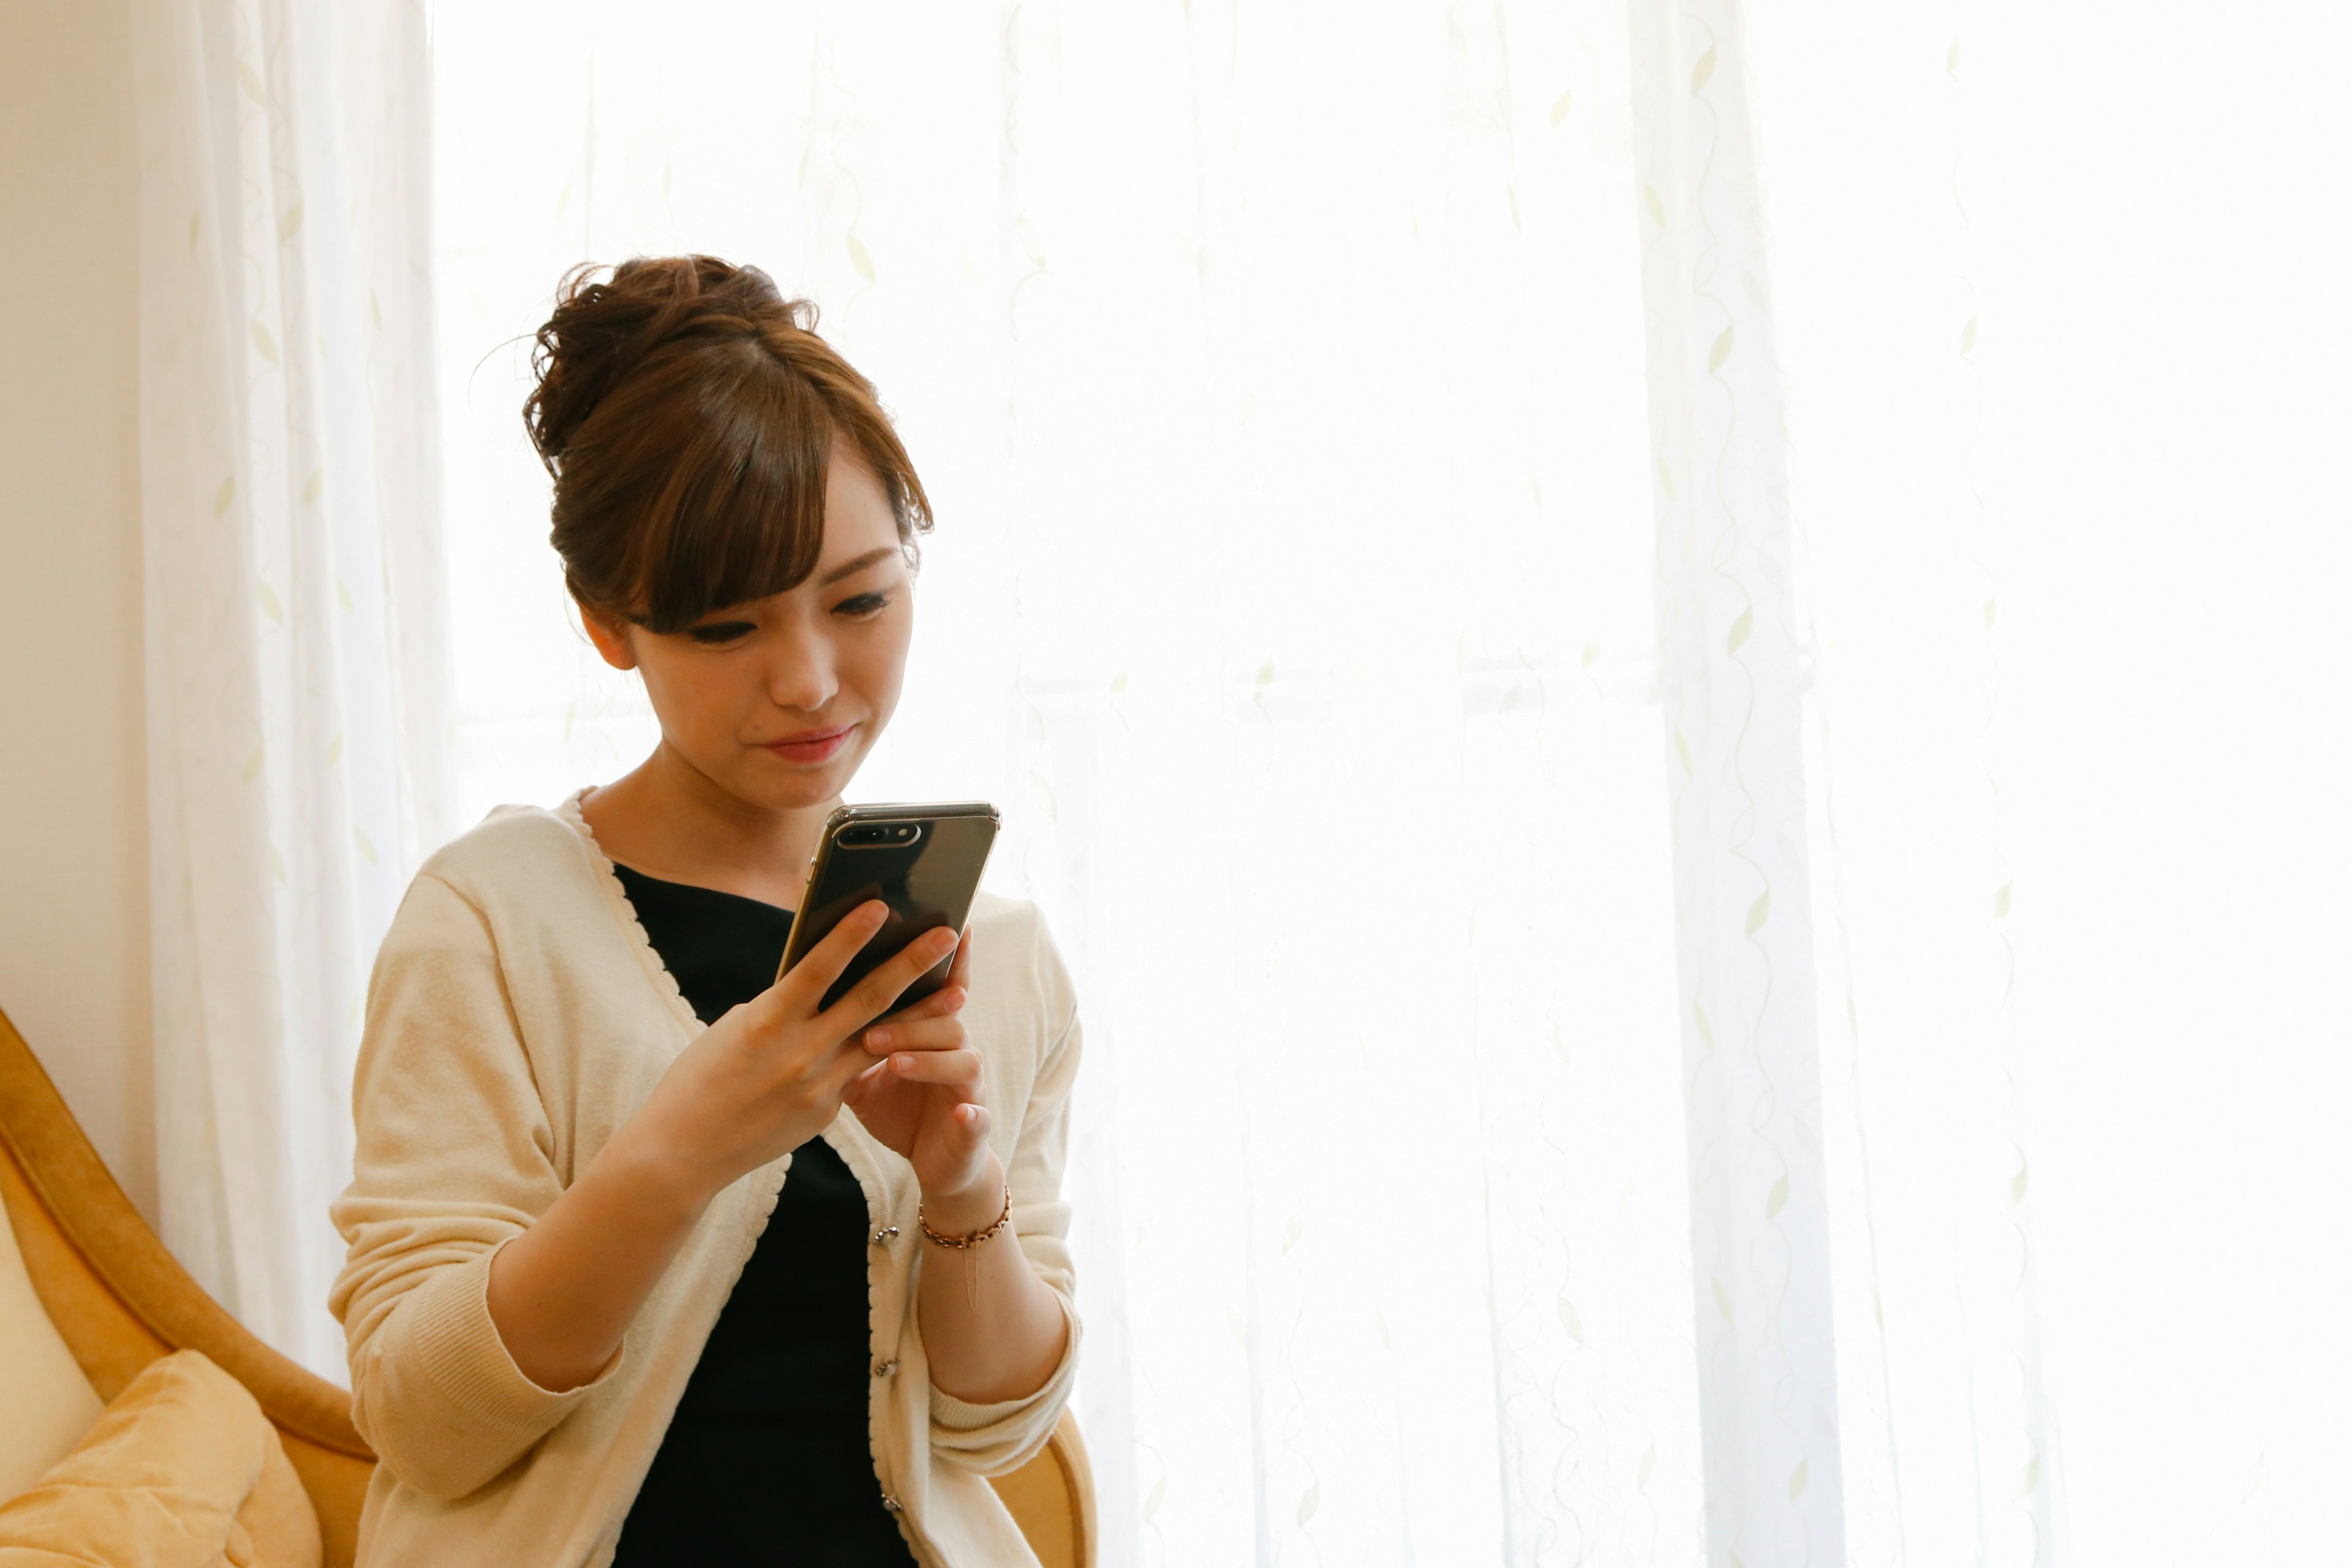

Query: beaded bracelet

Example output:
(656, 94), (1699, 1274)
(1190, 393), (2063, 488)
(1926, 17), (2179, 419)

(918, 1185), (1012, 1312)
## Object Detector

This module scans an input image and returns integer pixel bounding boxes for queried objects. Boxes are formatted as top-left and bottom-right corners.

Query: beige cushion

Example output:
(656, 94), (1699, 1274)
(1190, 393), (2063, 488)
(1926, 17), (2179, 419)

(0, 1200), (103, 1502)
(0, 1349), (320, 1568)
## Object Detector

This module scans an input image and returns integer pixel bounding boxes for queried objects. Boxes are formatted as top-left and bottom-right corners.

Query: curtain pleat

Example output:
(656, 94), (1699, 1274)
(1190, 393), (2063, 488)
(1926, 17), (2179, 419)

(1626, 4), (1851, 1563)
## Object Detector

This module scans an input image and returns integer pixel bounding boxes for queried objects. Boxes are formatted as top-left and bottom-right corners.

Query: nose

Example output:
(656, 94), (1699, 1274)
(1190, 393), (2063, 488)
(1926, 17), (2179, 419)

(763, 617), (839, 715)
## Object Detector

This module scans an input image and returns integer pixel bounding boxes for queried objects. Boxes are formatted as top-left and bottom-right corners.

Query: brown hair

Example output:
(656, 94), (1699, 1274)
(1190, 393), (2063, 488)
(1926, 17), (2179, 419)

(522, 255), (932, 633)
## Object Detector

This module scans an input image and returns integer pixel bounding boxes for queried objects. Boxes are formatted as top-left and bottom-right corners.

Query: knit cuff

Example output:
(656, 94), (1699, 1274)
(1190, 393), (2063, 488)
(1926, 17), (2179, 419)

(402, 1240), (624, 1445)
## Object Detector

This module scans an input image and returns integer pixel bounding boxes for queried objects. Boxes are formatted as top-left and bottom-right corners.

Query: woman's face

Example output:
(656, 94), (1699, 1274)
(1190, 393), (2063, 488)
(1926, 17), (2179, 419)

(584, 443), (913, 814)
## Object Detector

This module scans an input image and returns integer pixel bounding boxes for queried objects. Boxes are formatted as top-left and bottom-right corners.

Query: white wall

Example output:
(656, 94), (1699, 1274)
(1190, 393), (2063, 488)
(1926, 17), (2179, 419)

(0, 0), (157, 1222)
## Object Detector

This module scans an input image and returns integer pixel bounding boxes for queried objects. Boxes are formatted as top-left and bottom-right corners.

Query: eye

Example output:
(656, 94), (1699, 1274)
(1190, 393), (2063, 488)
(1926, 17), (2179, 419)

(687, 620), (756, 645)
(833, 593), (891, 619)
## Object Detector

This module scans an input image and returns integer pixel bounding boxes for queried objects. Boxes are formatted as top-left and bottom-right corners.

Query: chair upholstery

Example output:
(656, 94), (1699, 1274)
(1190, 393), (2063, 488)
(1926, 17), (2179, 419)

(0, 1005), (1095, 1568)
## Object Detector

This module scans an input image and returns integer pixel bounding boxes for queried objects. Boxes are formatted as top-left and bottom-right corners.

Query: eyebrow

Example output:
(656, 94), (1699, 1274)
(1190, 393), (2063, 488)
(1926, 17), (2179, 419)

(816, 546), (899, 588)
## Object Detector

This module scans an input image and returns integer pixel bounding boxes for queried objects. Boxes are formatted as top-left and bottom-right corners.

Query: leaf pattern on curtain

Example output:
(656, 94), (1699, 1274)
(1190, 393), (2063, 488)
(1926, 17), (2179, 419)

(134, 0), (447, 1375)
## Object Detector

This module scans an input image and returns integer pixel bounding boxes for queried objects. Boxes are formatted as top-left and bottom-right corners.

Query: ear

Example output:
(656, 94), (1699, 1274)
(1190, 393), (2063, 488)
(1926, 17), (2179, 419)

(577, 599), (640, 671)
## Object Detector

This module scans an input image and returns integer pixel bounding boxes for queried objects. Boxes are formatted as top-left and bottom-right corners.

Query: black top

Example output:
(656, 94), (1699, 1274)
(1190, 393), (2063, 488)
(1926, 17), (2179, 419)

(609, 864), (918, 1567)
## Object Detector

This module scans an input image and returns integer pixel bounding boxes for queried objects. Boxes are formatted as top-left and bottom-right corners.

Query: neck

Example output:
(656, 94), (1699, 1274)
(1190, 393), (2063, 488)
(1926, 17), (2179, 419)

(579, 742), (834, 909)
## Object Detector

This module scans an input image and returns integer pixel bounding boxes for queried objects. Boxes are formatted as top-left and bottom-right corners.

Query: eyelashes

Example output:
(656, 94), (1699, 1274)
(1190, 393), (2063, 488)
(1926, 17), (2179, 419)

(682, 595), (891, 644)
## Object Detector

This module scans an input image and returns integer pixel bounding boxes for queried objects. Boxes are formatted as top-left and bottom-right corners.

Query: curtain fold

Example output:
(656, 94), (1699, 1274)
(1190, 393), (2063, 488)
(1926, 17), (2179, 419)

(1626, 2), (1847, 1562)
(133, 0), (447, 1377)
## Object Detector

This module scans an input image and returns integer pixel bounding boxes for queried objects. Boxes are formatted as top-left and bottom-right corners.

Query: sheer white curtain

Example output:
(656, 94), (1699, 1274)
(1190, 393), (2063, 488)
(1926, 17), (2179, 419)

(428, 1), (2351, 1564)
(437, 4), (1704, 1559)
(135, 0), (448, 1376)
(1746, 4), (2352, 1565)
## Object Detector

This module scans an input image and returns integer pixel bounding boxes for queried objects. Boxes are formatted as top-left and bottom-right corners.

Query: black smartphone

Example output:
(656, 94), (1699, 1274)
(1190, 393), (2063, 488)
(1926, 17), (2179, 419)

(775, 801), (1001, 1014)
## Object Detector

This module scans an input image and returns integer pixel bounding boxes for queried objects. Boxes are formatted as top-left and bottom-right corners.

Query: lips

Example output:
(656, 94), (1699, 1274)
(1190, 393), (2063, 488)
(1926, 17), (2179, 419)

(763, 724), (854, 764)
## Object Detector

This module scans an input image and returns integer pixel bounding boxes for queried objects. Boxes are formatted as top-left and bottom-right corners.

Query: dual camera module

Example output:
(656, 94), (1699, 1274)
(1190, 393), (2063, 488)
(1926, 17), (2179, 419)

(838, 821), (924, 849)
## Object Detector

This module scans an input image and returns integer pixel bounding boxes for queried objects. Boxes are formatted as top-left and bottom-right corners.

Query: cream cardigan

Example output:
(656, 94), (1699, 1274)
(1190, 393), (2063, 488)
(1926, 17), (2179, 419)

(328, 795), (1083, 1568)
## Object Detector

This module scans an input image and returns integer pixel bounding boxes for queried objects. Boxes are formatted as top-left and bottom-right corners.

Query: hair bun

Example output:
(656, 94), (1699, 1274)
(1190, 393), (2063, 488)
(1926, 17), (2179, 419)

(522, 255), (813, 473)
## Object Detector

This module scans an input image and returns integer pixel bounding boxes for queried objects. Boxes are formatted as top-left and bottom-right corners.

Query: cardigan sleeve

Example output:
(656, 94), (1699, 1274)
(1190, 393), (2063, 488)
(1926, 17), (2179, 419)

(327, 872), (620, 1501)
(926, 910), (1086, 1475)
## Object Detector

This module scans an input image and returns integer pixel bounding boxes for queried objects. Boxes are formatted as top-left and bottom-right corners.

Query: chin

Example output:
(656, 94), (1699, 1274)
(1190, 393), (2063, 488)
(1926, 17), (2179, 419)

(730, 772), (845, 813)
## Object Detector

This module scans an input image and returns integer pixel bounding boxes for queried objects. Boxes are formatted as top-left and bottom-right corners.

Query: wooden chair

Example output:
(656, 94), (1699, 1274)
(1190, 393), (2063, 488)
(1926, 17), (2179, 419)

(0, 1005), (1096, 1568)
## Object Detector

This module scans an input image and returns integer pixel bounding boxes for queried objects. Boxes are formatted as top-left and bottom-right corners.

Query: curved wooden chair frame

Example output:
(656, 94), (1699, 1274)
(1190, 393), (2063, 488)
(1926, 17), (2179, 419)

(0, 1005), (1095, 1568)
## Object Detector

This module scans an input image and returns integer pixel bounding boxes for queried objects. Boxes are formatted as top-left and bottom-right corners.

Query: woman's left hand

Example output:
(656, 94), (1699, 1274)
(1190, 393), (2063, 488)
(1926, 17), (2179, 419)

(842, 928), (1000, 1207)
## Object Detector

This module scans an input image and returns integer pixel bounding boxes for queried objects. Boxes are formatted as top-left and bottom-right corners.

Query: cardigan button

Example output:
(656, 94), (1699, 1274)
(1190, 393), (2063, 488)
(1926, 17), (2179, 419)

(870, 1225), (900, 1246)
(881, 1494), (903, 1513)
(873, 1357), (899, 1378)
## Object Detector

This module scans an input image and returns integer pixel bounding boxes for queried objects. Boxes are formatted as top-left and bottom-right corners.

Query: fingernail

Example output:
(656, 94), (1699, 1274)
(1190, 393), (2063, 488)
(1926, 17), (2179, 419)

(867, 1028), (892, 1049)
(894, 1053), (914, 1071)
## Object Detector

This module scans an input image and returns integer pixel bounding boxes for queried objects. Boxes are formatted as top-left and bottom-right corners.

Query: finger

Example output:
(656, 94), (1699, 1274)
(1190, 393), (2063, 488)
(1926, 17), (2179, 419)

(840, 1057), (891, 1102)
(861, 1014), (965, 1055)
(835, 1037), (894, 1088)
(951, 1102), (992, 1145)
(884, 1045), (986, 1090)
(946, 927), (974, 994)
(863, 983), (967, 1041)
(771, 900), (892, 1014)
(821, 922), (962, 1036)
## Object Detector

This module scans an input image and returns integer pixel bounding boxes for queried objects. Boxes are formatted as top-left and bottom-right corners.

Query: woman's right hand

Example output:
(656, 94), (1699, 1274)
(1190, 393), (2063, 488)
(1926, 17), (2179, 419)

(619, 900), (966, 1202)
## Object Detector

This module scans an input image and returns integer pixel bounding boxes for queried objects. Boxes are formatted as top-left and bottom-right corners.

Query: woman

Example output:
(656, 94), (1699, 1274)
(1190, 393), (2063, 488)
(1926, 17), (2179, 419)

(330, 256), (1082, 1568)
